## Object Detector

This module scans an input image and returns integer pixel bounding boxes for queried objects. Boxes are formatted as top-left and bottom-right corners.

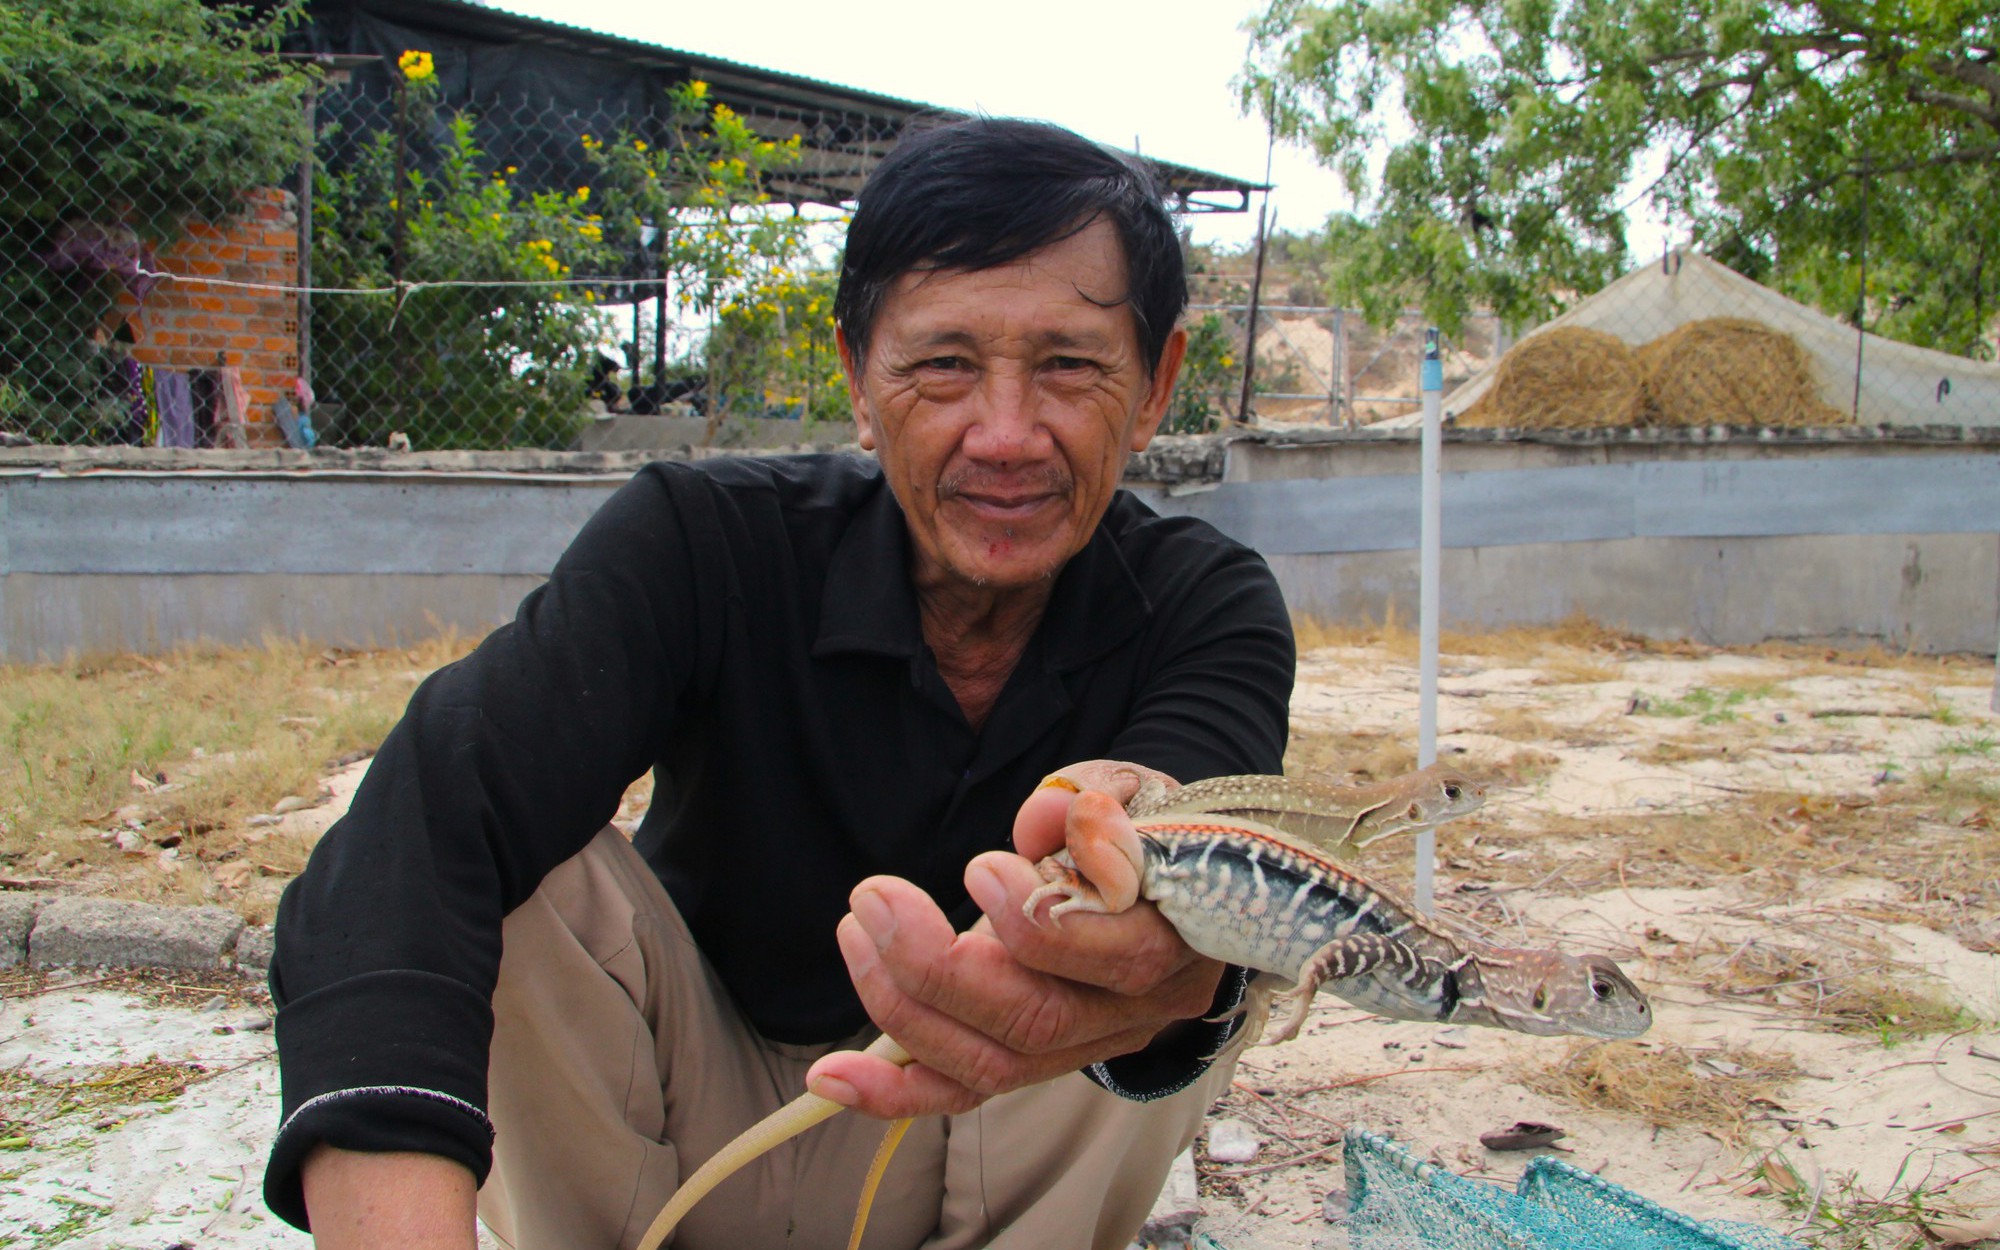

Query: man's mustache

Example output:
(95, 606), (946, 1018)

(937, 466), (1074, 501)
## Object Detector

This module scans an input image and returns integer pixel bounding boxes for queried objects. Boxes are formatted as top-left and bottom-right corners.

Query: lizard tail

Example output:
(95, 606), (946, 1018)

(635, 1035), (913, 1250)
(845, 1116), (914, 1250)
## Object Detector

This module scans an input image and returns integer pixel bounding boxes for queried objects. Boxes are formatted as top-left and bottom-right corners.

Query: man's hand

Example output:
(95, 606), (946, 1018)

(806, 761), (1222, 1118)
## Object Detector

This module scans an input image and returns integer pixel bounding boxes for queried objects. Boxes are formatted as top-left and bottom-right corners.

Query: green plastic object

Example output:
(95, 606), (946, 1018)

(1342, 1127), (1807, 1250)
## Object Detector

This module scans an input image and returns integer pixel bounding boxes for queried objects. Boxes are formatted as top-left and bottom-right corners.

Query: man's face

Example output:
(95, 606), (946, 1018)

(838, 219), (1187, 596)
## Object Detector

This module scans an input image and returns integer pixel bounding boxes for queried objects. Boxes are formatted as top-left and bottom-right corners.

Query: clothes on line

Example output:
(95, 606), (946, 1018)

(119, 364), (248, 448)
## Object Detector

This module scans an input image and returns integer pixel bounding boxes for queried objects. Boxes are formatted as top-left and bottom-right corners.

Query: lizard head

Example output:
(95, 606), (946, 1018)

(1474, 951), (1652, 1039)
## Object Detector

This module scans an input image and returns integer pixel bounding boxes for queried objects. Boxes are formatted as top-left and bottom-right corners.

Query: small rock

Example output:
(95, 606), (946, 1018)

(196, 994), (228, 1012)
(156, 848), (181, 873)
(1773, 712), (1788, 723)
(1433, 1027), (1469, 1050)
(1204, 1118), (1261, 1164)
(246, 814), (282, 828)
(113, 830), (145, 853)
(1408, 1051), (1426, 1062)
(1322, 1186), (1349, 1222)
(215, 1014), (273, 1035)
(271, 795), (317, 815)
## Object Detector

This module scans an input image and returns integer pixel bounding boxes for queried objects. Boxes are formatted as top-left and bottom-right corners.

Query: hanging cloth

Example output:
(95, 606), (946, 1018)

(140, 365), (159, 446)
(214, 366), (251, 448)
(154, 369), (195, 449)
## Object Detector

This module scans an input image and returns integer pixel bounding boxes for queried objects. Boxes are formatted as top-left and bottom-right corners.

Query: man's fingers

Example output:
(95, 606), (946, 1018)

(804, 1047), (983, 1119)
(968, 852), (1188, 994)
(838, 882), (1214, 1077)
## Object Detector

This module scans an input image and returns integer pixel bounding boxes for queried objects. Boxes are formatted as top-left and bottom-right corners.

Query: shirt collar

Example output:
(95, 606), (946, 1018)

(813, 478), (1154, 674)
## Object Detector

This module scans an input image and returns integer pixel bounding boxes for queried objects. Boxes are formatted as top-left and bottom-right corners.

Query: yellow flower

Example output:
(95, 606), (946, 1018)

(689, 80), (709, 100)
(397, 50), (435, 82)
(634, 140), (649, 152)
(575, 186), (591, 202)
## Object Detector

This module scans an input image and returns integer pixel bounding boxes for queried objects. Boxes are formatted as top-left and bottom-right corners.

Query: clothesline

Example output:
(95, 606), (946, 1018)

(137, 268), (743, 298)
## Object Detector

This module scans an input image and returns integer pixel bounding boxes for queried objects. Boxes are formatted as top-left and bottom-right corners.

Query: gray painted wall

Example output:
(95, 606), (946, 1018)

(4, 438), (1997, 661)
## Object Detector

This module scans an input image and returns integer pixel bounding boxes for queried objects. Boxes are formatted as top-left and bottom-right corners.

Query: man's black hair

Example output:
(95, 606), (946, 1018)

(834, 117), (1187, 375)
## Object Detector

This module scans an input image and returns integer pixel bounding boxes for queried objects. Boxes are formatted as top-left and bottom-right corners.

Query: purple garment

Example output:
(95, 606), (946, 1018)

(154, 369), (195, 448)
(40, 222), (161, 302)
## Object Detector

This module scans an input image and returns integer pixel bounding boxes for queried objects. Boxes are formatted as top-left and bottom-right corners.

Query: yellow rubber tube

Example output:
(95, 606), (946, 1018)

(633, 1034), (913, 1250)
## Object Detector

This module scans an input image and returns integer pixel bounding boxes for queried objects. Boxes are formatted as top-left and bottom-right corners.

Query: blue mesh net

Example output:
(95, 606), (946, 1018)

(1341, 1127), (1808, 1250)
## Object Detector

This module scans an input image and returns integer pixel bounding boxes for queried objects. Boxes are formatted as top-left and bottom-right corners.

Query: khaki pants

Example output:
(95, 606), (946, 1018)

(477, 828), (1232, 1250)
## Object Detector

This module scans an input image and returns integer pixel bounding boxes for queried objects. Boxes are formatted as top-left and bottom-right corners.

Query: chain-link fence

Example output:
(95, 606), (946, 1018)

(6, 26), (1994, 451)
(1, 43), (895, 451)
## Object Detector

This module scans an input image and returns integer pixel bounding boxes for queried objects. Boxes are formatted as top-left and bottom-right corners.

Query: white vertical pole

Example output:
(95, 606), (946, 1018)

(1416, 329), (1443, 914)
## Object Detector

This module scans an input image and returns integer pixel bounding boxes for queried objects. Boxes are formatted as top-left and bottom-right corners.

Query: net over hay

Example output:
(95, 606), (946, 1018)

(1457, 327), (1645, 429)
(1638, 317), (1849, 427)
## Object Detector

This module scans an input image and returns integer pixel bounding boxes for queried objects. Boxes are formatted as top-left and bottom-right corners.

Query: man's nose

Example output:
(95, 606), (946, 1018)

(962, 369), (1045, 461)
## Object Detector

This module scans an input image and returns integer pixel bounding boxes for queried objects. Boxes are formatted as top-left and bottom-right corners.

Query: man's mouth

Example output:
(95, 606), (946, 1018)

(939, 468), (1072, 519)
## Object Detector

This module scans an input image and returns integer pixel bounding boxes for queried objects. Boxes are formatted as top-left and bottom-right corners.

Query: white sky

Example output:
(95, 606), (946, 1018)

(492, 0), (1346, 252)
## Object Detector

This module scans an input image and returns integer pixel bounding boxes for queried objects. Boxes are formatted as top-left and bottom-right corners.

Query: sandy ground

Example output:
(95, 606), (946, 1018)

(3, 637), (1996, 1248)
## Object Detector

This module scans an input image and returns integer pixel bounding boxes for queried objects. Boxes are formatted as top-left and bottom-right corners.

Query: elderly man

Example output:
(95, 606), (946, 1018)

(266, 117), (1293, 1250)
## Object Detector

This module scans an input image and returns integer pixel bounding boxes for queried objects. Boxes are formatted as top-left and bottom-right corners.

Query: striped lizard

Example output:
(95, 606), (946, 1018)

(634, 769), (1645, 1250)
(1125, 762), (1487, 856)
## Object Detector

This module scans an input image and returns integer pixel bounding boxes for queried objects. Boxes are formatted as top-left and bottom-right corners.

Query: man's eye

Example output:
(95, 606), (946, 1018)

(1047, 356), (1096, 372)
(921, 356), (968, 372)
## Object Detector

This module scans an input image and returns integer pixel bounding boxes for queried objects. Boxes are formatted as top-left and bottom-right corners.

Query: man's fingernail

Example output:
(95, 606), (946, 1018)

(852, 889), (895, 949)
(810, 1075), (858, 1106)
(966, 863), (1004, 915)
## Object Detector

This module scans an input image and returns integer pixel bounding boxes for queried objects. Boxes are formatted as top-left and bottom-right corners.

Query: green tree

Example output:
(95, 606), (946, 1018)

(0, 0), (310, 439)
(312, 75), (810, 449)
(1242, 0), (2000, 357)
(705, 265), (844, 427)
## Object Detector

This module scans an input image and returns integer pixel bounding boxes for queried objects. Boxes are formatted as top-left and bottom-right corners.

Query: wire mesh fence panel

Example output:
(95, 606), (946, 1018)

(1, 39), (895, 452)
(1172, 305), (1505, 430)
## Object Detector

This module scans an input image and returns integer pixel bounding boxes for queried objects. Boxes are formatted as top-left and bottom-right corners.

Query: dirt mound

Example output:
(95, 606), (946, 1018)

(1637, 316), (1849, 427)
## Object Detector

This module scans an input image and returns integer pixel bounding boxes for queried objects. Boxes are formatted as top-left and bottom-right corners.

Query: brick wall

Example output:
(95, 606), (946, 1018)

(113, 188), (300, 447)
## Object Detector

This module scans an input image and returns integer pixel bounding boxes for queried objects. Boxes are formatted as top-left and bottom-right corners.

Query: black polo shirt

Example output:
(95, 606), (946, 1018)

(264, 454), (1293, 1228)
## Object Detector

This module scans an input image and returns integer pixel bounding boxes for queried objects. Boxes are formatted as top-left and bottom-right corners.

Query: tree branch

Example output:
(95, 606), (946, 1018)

(1909, 85), (2000, 132)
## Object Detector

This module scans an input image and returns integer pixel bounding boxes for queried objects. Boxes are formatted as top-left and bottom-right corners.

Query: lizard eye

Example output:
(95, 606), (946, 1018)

(1591, 976), (1615, 1000)
(1444, 784), (1463, 801)
(1532, 987), (1548, 1011)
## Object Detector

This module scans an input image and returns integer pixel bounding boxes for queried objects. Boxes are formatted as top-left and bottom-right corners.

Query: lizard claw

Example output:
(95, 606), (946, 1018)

(1021, 857), (1112, 928)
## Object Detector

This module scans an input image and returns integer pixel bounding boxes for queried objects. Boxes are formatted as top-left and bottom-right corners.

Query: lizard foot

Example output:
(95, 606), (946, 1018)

(1203, 978), (1280, 1057)
(1021, 857), (1114, 929)
(1261, 980), (1317, 1046)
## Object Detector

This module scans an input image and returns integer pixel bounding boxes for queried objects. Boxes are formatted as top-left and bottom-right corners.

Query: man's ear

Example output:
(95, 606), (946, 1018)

(834, 326), (875, 451)
(1130, 324), (1190, 452)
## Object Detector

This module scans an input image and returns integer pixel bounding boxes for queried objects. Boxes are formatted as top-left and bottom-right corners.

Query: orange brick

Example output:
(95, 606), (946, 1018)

(211, 245), (246, 263)
(227, 333), (263, 351)
(147, 331), (189, 349)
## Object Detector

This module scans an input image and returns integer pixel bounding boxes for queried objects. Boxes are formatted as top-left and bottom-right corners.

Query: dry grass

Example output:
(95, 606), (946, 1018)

(1686, 937), (1980, 1039)
(0, 1058), (208, 1141)
(1522, 1040), (1803, 1143)
(1285, 726), (1419, 783)
(0, 630), (482, 913)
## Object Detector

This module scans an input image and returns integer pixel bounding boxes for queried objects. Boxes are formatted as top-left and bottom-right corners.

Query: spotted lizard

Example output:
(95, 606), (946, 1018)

(633, 771), (1647, 1250)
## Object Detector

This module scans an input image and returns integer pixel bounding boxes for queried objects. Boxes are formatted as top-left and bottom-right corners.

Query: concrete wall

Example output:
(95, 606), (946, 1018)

(2, 430), (1996, 661)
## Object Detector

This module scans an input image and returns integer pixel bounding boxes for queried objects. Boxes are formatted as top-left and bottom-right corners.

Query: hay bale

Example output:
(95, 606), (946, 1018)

(1637, 317), (1849, 427)
(1456, 327), (1645, 429)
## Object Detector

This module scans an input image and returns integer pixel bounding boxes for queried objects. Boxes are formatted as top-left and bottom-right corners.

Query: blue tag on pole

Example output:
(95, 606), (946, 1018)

(1421, 328), (1443, 393)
